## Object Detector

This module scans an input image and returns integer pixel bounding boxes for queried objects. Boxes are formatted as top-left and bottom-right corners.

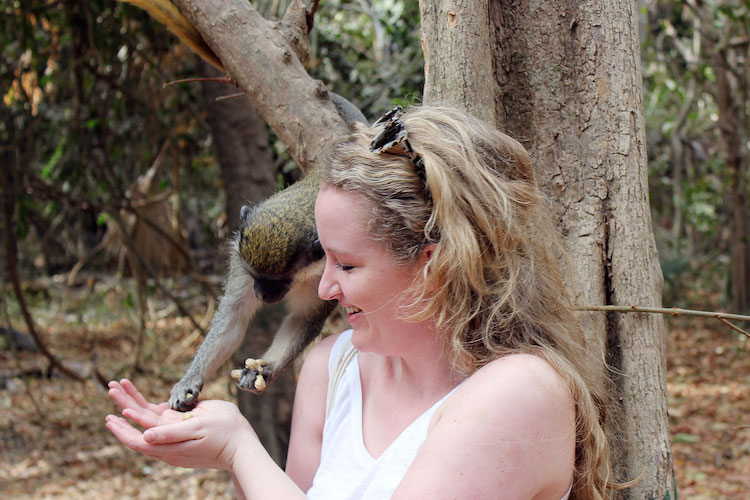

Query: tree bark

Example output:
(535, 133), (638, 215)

(200, 61), (293, 466)
(421, 0), (673, 497)
(419, 0), (496, 125)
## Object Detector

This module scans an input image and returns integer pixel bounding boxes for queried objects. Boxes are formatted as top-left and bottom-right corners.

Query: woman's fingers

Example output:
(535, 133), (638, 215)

(108, 380), (146, 411)
(105, 414), (151, 452)
(121, 407), (161, 429)
(108, 379), (167, 418)
(106, 414), (198, 450)
(120, 378), (160, 411)
(142, 419), (202, 445)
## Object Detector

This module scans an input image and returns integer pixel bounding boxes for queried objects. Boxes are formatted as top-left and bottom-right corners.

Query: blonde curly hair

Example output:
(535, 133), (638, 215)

(319, 105), (612, 499)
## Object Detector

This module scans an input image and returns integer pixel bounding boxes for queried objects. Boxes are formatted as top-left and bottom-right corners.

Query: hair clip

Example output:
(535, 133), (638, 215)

(370, 106), (426, 181)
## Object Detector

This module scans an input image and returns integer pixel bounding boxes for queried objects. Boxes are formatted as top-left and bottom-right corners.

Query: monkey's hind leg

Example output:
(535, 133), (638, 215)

(233, 290), (336, 394)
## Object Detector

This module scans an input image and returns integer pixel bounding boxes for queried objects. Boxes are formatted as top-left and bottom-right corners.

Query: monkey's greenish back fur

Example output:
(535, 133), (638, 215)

(239, 169), (321, 278)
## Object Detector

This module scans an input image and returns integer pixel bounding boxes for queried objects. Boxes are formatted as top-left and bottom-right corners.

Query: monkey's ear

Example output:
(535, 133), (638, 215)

(240, 205), (256, 223)
(310, 239), (325, 261)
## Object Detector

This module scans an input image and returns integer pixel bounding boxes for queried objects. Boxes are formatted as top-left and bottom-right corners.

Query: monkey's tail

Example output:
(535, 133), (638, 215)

(118, 0), (225, 71)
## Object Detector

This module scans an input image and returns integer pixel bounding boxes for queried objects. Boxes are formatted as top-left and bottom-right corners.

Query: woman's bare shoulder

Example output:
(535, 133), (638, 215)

(394, 353), (575, 499)
(445, 353), (573, 425)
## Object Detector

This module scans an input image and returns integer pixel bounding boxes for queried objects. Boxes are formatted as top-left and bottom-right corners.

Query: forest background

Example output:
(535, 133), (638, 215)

(1, 0), (749, 498)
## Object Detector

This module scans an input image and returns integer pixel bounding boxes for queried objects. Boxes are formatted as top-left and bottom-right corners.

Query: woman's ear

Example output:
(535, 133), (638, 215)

(419, 243), (439, 293)
(421, 243), (437, 264)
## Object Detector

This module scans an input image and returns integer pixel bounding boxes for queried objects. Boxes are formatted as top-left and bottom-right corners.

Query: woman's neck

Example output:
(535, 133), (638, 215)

(359, 325), (463, 402)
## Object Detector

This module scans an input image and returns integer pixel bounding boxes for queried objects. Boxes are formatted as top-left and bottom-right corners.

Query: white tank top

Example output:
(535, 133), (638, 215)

(306, 330), (572, 500)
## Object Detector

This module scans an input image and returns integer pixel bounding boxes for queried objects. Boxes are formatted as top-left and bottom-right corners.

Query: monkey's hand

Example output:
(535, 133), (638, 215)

(168, 376), (204, 412)
(231, 358), (273, 394)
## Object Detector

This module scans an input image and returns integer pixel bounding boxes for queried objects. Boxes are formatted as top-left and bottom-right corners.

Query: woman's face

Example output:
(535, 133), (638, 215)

(315, 186), (427, 354)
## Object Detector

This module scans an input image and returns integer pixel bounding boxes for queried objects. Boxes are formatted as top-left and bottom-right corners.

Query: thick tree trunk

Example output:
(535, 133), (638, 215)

(419, 0), (496, 125)
(421, 0), (673, 497)
(200, 62), (293, 466)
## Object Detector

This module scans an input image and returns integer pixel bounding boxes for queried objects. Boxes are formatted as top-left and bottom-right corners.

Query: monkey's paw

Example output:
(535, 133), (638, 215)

(232, 358), (272, 394)
(168, 378), (203, 412)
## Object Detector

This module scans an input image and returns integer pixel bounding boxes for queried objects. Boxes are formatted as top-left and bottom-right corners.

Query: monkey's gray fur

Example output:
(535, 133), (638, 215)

(168, 99), (365, 412)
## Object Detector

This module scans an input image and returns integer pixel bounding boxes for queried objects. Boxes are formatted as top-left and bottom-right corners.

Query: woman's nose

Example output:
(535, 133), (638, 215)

(318, 261), (341, 301)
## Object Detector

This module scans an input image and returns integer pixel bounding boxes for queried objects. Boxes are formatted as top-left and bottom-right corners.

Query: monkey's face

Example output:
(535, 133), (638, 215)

(253, 276), (292, 303)
(237, 183), (323, 304)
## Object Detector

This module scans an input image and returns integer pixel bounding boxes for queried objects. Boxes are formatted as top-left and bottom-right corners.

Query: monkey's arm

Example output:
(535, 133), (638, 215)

(169, 244), (260, 411)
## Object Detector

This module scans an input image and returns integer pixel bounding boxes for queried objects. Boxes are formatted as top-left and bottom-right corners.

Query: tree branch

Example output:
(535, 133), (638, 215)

(574, 305), (750, 338)
(171, 0), (351, 173)
(2, 152), (86, 382)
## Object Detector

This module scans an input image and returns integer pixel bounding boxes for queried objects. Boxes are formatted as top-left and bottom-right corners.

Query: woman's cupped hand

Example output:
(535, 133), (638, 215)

(105, 379), (257, 471)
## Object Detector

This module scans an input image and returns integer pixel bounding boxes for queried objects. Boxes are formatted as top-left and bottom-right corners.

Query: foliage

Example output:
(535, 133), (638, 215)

(309, 0), (424, 119)
(1, 0), (425, 275)
(642, 0), (750, 310)
(1, 0), (220, 273)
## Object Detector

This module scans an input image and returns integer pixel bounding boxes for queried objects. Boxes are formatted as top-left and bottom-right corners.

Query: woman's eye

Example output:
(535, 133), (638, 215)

(336, 262), (354, 272)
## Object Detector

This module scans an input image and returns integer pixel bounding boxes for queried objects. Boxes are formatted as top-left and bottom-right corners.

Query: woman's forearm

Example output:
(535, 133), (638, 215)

(230, 441), (308, 500)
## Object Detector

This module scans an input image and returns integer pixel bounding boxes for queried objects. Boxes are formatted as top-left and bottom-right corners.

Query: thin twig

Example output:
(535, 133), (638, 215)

(163, 76), (233, 88)
(575, 305), (750, 338)
(574, 305), (750, 322)
(215, 92), (246, 102)
(715, 317), (750, 339)
(2, 154), (86, 382)
(306, 0), (321, 31)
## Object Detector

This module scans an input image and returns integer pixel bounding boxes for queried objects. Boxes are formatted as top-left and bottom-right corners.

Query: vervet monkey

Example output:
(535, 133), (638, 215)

(114, 0), (366, 410)
(169, 171), (339, 411)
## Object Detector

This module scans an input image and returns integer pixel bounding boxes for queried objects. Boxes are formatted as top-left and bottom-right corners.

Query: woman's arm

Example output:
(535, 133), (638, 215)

(230, 332), (336, 496)
(392, 354), (576, 500)
(106, 329), (334, 499)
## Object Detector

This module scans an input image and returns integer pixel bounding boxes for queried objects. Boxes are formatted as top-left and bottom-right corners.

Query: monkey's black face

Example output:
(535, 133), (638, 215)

(253, 277), (292, 303)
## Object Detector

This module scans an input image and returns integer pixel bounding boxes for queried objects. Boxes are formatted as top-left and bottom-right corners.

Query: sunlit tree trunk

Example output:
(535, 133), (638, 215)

(421, 0), (673, 497)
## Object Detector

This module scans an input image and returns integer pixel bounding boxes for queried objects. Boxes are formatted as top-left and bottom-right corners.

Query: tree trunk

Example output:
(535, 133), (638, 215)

(421, 0), (673, 497)
(200, 61), (294, 466)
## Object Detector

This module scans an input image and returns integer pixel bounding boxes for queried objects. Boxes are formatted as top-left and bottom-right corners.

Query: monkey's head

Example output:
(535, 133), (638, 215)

(237, 173), (324, 303)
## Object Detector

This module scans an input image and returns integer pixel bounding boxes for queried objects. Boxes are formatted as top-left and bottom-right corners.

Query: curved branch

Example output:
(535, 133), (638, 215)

(2, 152), (86, 381)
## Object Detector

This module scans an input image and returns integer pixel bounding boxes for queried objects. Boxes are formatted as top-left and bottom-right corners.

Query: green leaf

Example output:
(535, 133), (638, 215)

(96, 212), (109, 226)
(41, 137), (66, 179)
(123, 291), (134, 309)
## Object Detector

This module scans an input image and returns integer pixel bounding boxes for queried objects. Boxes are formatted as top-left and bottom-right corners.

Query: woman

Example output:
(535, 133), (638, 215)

(106, 105), (612, 499)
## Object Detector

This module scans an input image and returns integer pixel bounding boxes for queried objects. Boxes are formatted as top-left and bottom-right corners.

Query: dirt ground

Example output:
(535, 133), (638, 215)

(1, 278), (748, 499)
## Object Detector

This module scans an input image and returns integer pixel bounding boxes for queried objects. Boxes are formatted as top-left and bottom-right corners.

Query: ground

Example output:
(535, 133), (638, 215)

(1, 277), (748, 499)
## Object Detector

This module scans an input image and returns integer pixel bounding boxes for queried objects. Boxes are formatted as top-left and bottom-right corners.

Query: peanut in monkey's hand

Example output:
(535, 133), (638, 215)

(253, 374), (266, 391)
